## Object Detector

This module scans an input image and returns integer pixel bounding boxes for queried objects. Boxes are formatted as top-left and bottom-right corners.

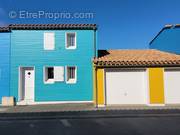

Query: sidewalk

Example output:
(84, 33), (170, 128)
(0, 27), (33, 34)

(1, 103), (180, 113)
(0, 104), (180, 120)
(0, 103), (95, 113)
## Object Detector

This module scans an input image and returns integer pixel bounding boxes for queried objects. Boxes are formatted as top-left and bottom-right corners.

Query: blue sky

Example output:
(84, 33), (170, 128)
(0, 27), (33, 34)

(0, 0), (180, 49)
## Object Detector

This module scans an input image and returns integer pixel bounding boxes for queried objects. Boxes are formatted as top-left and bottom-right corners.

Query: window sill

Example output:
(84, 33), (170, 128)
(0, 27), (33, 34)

(44, 48), (55, 51)
(66, 79), (76, 84)
(44, 79), (55, 84)
(66, 47), (76, 50)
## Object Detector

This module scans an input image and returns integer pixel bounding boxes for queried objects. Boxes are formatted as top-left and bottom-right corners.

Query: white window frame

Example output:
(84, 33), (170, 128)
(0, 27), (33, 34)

(44, 32), (55, 50)
(66, 66), (77, 84)
(43, 67), (55, 84)
(65, 32), (77, 49)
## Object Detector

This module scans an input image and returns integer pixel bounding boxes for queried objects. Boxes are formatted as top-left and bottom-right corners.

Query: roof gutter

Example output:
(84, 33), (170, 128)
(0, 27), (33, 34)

(93, 63), (180, 68)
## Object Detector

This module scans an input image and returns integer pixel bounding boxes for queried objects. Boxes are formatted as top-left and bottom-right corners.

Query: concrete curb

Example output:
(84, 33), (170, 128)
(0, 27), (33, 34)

(0, 109), (180, 120)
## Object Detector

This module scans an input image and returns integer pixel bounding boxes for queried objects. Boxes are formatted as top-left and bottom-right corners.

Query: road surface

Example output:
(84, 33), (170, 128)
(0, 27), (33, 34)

(0, 116), (180, 135)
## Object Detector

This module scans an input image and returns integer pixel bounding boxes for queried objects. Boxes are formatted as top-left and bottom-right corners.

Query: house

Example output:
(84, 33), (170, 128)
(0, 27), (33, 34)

(1, 23), (180, 107)
(0, 27), (10, 104)
(93, 49), (180, 106)
(150, 24), (180, 54)
(0, 24), (97, 105)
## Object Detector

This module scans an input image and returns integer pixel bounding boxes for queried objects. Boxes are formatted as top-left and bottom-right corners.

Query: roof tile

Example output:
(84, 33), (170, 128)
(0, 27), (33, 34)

(0, 27), (10, 32)
(2, 24), (97, 30)
(94, 49), (180, 67)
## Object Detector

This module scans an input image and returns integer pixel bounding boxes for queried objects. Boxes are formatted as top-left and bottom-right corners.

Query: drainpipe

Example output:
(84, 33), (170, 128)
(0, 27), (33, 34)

(94, 29), (97, 58)
(93, 27), (98, 108)
(9, 32), (11, 97)
(95, 65), (98, 108)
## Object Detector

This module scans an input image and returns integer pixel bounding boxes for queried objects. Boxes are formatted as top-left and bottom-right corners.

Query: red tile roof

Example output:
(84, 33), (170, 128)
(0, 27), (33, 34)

(94, 49), (180, 67)
(0, 24), (97, 32)
(0, 27), (10, 32)
(9, 24), (97, 30)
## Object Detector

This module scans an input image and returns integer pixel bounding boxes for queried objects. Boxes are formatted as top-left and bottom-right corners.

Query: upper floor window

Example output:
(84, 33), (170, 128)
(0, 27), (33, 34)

(66, 33), (76, 49)
(44, 32), (55, 50)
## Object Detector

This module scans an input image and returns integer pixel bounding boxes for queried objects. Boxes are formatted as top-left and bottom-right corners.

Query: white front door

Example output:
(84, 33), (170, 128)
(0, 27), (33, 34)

(19, 67), (35, 104)
(105, 69), (148, 105)
(164, 69), (180, 104)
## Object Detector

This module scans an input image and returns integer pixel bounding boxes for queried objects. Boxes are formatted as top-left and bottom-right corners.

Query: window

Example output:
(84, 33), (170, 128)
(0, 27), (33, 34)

(66, 33), (76, 49)
(47, 67), (54, 79)
(66, 66), (77, 83)
(44, 32), (55, 50)
(44, 66), (64, 84)
(44, 67), (54, 83)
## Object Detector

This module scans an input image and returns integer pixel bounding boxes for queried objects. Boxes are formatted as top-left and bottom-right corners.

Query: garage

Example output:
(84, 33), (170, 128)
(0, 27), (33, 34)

(164, 69), (180, 104)
(105, 69), (148, 105)
(94, 50), (180, 106)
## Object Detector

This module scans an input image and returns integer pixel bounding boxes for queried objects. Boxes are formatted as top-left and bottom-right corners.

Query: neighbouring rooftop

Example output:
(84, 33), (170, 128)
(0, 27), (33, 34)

(94, 49), (180, 67)
(150, 24), (180, 45)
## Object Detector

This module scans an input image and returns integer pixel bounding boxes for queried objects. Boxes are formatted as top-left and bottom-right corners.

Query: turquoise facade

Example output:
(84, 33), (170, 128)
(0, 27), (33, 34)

(0, 33), (10, 103)
(10, 30), (96, 102)
(150, 27), (180, 54)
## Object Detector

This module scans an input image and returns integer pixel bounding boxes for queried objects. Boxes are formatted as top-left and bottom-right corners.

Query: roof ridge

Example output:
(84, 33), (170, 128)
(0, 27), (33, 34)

(153, 49), (180, 56)
(108, 49), (147, 50)
(107, 49), (157, 51)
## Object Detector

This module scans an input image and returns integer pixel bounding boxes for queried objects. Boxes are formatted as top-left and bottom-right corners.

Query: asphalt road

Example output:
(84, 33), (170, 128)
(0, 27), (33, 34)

(0, 116), (180, 135)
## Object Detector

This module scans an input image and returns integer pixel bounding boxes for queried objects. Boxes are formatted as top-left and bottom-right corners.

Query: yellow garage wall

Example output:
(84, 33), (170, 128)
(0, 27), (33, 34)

(96, 68), (105, 105)
(149, 68), (164, 104)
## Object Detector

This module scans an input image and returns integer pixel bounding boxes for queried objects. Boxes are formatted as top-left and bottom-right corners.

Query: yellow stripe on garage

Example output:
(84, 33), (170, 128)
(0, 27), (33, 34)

(149, 68), (164, 104)
(97, 68), (105, 105)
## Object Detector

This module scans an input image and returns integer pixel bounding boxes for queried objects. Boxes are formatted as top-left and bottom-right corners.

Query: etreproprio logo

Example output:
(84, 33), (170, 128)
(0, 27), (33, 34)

(9, 10), (94, 20)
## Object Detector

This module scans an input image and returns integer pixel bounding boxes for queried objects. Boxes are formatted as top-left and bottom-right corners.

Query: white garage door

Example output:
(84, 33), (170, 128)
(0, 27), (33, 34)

(164, 69), (180, 104)
(105, 69), (148, 105)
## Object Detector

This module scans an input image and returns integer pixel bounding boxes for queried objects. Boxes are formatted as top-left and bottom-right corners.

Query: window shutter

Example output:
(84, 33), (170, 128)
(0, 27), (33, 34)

(44, 32), (55, 50)
(54, 66), (64, 82)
